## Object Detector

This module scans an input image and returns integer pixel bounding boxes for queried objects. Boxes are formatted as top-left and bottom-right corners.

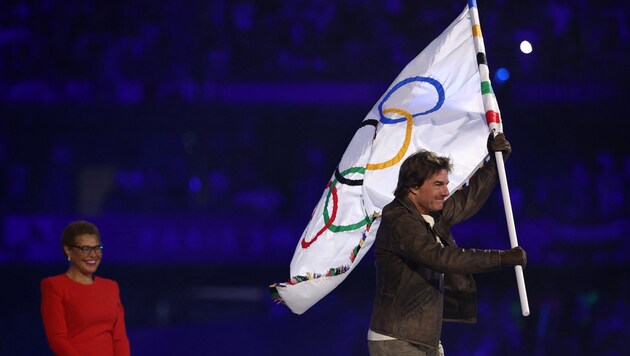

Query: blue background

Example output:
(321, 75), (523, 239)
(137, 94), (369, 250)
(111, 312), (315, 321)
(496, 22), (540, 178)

(1, 0), (629, 355)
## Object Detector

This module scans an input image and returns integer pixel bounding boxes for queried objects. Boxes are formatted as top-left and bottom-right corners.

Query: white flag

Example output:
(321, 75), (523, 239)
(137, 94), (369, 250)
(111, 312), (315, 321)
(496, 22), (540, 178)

(270, 6), (492, 314)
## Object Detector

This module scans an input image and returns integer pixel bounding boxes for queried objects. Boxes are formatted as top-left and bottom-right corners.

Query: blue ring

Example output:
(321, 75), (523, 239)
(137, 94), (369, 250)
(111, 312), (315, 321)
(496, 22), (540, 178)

(378, 76), (445, 124)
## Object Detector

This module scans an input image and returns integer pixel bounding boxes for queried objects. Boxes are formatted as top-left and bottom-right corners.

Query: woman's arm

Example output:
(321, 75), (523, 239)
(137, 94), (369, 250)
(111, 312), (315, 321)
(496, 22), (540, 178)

(40, 278), (82, 356)
(112, 282), (131, 356)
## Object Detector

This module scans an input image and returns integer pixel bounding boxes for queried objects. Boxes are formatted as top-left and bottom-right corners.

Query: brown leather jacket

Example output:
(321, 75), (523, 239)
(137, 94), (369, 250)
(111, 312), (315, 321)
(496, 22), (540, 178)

(369, 158), (503, 349)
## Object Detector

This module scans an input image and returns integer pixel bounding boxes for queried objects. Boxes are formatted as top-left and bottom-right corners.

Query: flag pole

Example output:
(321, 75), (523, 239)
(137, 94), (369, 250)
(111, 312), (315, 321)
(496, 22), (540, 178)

(467, 0), (530, 316)
(494, 153), (530, 316)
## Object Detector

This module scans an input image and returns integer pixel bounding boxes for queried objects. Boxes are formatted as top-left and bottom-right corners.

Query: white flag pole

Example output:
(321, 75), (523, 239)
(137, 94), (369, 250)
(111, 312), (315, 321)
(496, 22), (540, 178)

(494, 151), (530, 316)
(468, 0), (530, 316)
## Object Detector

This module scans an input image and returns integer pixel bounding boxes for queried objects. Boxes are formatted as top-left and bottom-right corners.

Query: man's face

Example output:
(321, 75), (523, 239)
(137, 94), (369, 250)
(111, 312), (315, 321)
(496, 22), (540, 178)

(408, 169), (450, 214)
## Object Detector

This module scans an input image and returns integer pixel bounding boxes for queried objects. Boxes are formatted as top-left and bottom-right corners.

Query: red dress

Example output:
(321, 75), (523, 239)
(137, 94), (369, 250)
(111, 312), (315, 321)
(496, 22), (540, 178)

(40, 274), (131, 356)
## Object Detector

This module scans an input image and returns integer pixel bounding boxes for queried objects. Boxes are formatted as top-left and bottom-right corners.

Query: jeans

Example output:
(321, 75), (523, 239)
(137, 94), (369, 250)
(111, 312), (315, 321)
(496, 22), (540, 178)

(368, 339), (444, 356)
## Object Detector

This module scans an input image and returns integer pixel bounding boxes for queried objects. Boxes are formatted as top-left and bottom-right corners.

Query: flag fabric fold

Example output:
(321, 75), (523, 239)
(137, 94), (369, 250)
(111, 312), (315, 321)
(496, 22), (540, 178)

(270, 5), (498, 315)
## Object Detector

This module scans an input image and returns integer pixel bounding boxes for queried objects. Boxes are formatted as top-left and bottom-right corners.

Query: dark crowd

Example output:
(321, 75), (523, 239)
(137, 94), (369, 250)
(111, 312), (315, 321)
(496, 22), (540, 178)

(1, 0), (629, 355)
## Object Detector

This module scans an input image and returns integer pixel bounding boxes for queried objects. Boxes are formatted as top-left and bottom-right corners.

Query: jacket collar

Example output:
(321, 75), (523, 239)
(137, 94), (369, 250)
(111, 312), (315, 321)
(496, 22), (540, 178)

(395, 195), (441, 228)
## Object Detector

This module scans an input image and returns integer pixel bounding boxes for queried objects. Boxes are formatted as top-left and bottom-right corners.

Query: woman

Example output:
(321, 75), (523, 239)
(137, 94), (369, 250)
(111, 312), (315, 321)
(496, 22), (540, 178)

(40, 220), (131, 356)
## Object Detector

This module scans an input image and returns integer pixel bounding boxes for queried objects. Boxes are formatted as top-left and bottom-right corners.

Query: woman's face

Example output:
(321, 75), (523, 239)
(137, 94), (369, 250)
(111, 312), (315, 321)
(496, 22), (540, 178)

(64, 234), (102, 276)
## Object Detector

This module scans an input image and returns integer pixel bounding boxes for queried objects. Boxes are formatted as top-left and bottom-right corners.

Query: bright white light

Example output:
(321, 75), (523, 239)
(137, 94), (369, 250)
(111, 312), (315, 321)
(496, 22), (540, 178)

(520, 40), (533, 54)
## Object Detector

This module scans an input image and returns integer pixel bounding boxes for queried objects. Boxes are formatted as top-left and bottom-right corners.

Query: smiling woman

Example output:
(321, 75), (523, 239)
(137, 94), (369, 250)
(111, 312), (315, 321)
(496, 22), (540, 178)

(40, 221), (131, 356)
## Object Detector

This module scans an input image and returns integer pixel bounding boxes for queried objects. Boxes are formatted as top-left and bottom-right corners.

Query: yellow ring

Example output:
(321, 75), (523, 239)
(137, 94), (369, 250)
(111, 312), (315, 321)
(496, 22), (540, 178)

(366, 108), (413, 171)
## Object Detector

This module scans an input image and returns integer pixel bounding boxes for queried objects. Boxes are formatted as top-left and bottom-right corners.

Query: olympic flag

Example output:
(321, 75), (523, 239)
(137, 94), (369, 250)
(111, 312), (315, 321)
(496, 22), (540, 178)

(270, 4), (499, 314)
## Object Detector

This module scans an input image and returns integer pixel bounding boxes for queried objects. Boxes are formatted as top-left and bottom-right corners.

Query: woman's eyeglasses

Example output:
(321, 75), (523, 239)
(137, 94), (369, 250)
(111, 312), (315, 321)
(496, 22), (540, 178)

(71, 245), (104, 254)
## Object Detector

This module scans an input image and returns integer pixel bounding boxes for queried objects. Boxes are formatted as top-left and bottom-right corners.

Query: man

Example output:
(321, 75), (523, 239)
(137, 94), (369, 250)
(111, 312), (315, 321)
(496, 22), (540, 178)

(367, 133), (526, 356)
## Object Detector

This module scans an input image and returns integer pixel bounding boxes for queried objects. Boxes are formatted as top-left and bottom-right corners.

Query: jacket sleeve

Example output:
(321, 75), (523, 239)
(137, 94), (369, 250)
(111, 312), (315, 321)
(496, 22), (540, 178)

(441, 157), (498, 227)
(40, 278), (82, 356)
(112, 282), (131, 356)
(391, 215), (501, 274)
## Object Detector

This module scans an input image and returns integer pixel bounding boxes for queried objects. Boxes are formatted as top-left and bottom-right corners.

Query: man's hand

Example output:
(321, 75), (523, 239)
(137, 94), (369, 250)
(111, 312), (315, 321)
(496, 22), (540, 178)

(487, 132), (511, 161)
